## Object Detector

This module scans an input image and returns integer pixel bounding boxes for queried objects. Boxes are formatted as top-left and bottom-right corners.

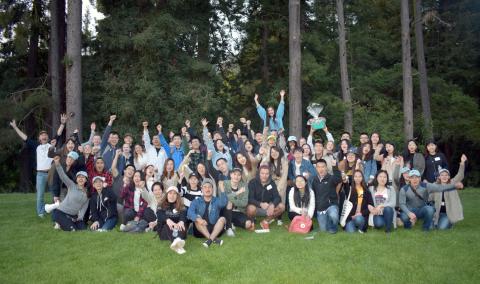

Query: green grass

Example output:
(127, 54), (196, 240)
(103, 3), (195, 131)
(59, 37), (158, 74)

(1, 190), (479, 284)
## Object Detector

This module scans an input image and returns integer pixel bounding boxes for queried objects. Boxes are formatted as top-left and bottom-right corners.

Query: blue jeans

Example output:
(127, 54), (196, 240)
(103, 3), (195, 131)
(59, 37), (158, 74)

(36, 172), (49, 216)
(437, 213), (452, 230)
(345, 215), (366, 233)
(316, 205), (339, 233)
(101, 217), (118, 230)
(400, 205), (435, 231)
(373, 207), (395, 232)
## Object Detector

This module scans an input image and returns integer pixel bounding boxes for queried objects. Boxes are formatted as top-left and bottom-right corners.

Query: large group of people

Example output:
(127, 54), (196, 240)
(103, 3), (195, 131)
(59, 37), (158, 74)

(9, 91), (468, 254)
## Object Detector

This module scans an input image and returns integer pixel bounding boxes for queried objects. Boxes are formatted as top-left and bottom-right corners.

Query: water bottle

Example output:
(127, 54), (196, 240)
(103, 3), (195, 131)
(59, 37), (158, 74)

(172, 228), (178, 238)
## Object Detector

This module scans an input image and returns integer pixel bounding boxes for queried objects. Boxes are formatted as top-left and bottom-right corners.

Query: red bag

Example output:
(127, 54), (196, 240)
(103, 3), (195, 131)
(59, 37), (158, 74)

(288, 215), (312, 234)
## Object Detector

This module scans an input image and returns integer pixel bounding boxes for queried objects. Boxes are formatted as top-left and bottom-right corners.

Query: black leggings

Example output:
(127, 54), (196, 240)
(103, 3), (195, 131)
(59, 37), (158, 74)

(53, 209), (86, 231)
(158, 223), (187, 242)
(224, 208), (250, 229)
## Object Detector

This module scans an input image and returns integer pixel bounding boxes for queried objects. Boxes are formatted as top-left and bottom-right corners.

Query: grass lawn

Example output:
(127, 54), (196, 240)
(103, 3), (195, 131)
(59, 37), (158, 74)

(0, 190), (479, 284)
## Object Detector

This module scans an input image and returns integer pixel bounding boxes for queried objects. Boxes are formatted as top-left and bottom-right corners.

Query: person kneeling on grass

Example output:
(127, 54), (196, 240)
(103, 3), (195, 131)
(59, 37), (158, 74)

(219, 168), (255, 237)
(157, 186), (187, 255)
(288, 175), (315, 222)
(399, 169), (463, 231)
(51, 156), (89, 231)
(344, 170), (374, 233)
(187, 179), (227, 248)
(89, 176), (118, 232)
(246, 165), (285, 230)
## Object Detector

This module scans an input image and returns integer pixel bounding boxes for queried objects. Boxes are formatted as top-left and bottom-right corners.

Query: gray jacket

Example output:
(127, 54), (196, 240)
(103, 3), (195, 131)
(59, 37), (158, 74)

(399, 182), (456, 216)
(429, 163), (465, 225)
(55, 164), (89, 219)
(369, 186), (397, 229)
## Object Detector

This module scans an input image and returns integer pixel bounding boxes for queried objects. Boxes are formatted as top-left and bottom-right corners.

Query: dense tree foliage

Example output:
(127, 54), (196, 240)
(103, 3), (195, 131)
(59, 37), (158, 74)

(0, 0), (479, 191)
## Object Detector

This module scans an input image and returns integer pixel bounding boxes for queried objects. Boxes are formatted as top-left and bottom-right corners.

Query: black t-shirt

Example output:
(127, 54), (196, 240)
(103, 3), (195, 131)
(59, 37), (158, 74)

(203, 201), (210, 224)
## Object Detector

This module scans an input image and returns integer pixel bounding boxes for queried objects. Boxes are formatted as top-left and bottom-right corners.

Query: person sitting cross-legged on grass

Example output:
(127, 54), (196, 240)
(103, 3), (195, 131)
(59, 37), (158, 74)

(219, 168), (255, 237)
(119, 170), (148, 232)
(187, 179), (228, 248)
(344, 170), (374, 233)
(51, 155), (89, 231)
(287, 175), (315, 222)
(246, 165), (285, 230)
(157, 186), (187, 255)
(399, 169), (463, 231)
(89, 176), (118, 231)
(311, 159), (342, 234)
(368, 170), (397, 233)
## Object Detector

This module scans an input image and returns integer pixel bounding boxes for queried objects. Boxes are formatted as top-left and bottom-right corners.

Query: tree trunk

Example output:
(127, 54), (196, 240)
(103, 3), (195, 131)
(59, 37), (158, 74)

(401, 0), (414, 140)
(261, 19), (270, 85)
(414, 0), (433, 140)
(59, 0), (67, 115)
(50, 0), (61, 133)
(197, 1), (210, 61)
(66, 0), (82, 139)
(336, 0), (353, 134)
(289, 0), (302, 138)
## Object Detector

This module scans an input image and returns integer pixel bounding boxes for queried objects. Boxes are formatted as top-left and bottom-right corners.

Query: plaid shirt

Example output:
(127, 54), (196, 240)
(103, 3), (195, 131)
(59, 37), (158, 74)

(86, 155), (113, 194)
(120, 184), (147, 219)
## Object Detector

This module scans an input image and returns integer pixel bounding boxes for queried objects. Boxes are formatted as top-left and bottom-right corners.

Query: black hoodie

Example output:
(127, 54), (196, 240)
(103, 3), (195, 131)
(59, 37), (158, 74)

(90, 187), (118, 224)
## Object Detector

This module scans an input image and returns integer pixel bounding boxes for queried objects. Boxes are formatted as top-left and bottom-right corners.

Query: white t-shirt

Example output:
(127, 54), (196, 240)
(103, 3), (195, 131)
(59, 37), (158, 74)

(37, 143), (53, 171)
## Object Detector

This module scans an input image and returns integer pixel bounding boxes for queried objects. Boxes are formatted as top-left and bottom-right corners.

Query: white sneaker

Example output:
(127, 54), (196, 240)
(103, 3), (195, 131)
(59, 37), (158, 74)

(226, 228), (235, 237)
(119, 224), (125, 231)
(175, 247), (186, 254)
(45, 201), (60, 214)
(277, 220), (283, 226)
(97, 229), (107, 232)
(170, 238), (185, 250)
(53, 223), (60, 230)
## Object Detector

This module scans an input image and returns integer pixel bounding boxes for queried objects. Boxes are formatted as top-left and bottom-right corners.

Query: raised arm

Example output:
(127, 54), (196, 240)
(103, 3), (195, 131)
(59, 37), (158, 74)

(142, 121), (153, 150)
(452, 155), (467, 183)
(101, 115), (116, 151)
(276, 90), (285, 119)
(54, 156), (76, 189)
(156, 124), (171, 157)
(9, 120), (28, 141)
(201, 118), (214, 151)
(111, 149), (122, 178)
(254, 93), (267, 123)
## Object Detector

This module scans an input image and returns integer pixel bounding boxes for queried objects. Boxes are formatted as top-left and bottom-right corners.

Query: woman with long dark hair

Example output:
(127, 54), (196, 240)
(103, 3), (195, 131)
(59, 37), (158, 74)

(234, 151), (256, 183)
(402, 139), (425, 175)
(368, 170), (396, 233)
(288, 175), (315, 221)
(358, 143), (377, 184)
(269, 146), (289, 205)
(344, 170), (373, 233)
(157, 186), (187, 254)
(254, 90), (286, 132)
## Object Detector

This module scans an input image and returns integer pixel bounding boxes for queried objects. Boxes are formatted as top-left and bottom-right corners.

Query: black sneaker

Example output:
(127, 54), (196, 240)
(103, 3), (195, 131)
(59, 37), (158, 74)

(202, 239), (213, 248)
(214, 239), (223, 246)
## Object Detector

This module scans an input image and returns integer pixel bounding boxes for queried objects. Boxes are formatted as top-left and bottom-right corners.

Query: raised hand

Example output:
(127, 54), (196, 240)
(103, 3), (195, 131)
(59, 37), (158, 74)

(207, 150), (213, 160)
(60, 113), (68, 124)
(460, 154), (468, 164)
(50, 139), (57, 147)
(228, 124), (234, 132)
(156, 124), (162, 133)
(9, 119), (17, 128)
(185, 120), (191, 128)
(77, 145), (84, 153)
(90, 122), (96, 131)
(73, 129), (79, 134)
(53, 155), (61, 165)
(246, 120), (251, 127)
(201, 118), (209, 127)
(109, 115), (117, 122)
(216, 117), (223, 126)
(116, 149), (122, 157)
(254, 93), (259, 102)
(280, 89), (286, 97)
(455, 182), (464, 190)
(142, 121), (149, 128)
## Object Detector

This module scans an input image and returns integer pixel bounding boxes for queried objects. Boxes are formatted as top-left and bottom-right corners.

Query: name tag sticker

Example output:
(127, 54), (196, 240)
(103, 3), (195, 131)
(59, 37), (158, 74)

(266, 185), (272, 191)
(434, 157), (441, 161)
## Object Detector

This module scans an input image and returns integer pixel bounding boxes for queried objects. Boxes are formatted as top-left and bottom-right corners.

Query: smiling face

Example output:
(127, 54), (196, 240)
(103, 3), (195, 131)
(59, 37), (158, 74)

(245, 141), (253, 152)
(152, 136), (160, 147)
(439, 171), (450, 184)
(215, 139), (224, 151)
(302, 144), (311, 156)
(326, 141), (334, 152)
(197, 163), (206, 176)
(295, 176), (306, 189)
(362, 144), (371, 155)
(371, 133), (380, 144)
(340, 140), (349, 152)
(386, 143), (394, 154)
(39, 133), (49, 144)
(353, 171), (363, 185)
(314, 142), (323, 155)
(167, 190), (178, 203)
(109, 133), (119, 147)
(202, 183), (213, 197)
(189, 176), (199, 188)
(66, 140), (75, 152)
(124, 136), (133, 145)
(153, 184), (163, 198)
(92, 135), (101, 146)
(230, 171), (241, 183)
(76, 175), (87, 186)
(133, 172), (142, 186)
(359, 134), (369, 144)
(427, 143), (437, 154)
(165, 160), (174, 172)
(409, 175), (420, 187)
(316, 162), (327, 176)
(216, 159), (228, 174)
(376, 172), (388, 186)
(267, 107), (275, 117)
(66, 156), (75, 167)
(270, 147), (280, 160)
(145, 165), (154, 177)
(408, 141), (417, 153)
(236, 153), (247, 166)
(122, 144), (131, 154)
(95, 159), (105, 172)
(93, 179), (103, 191)
(134, 144), (143, 155)
(259, 167), (270, 184)
(346, 153), (356, 163)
